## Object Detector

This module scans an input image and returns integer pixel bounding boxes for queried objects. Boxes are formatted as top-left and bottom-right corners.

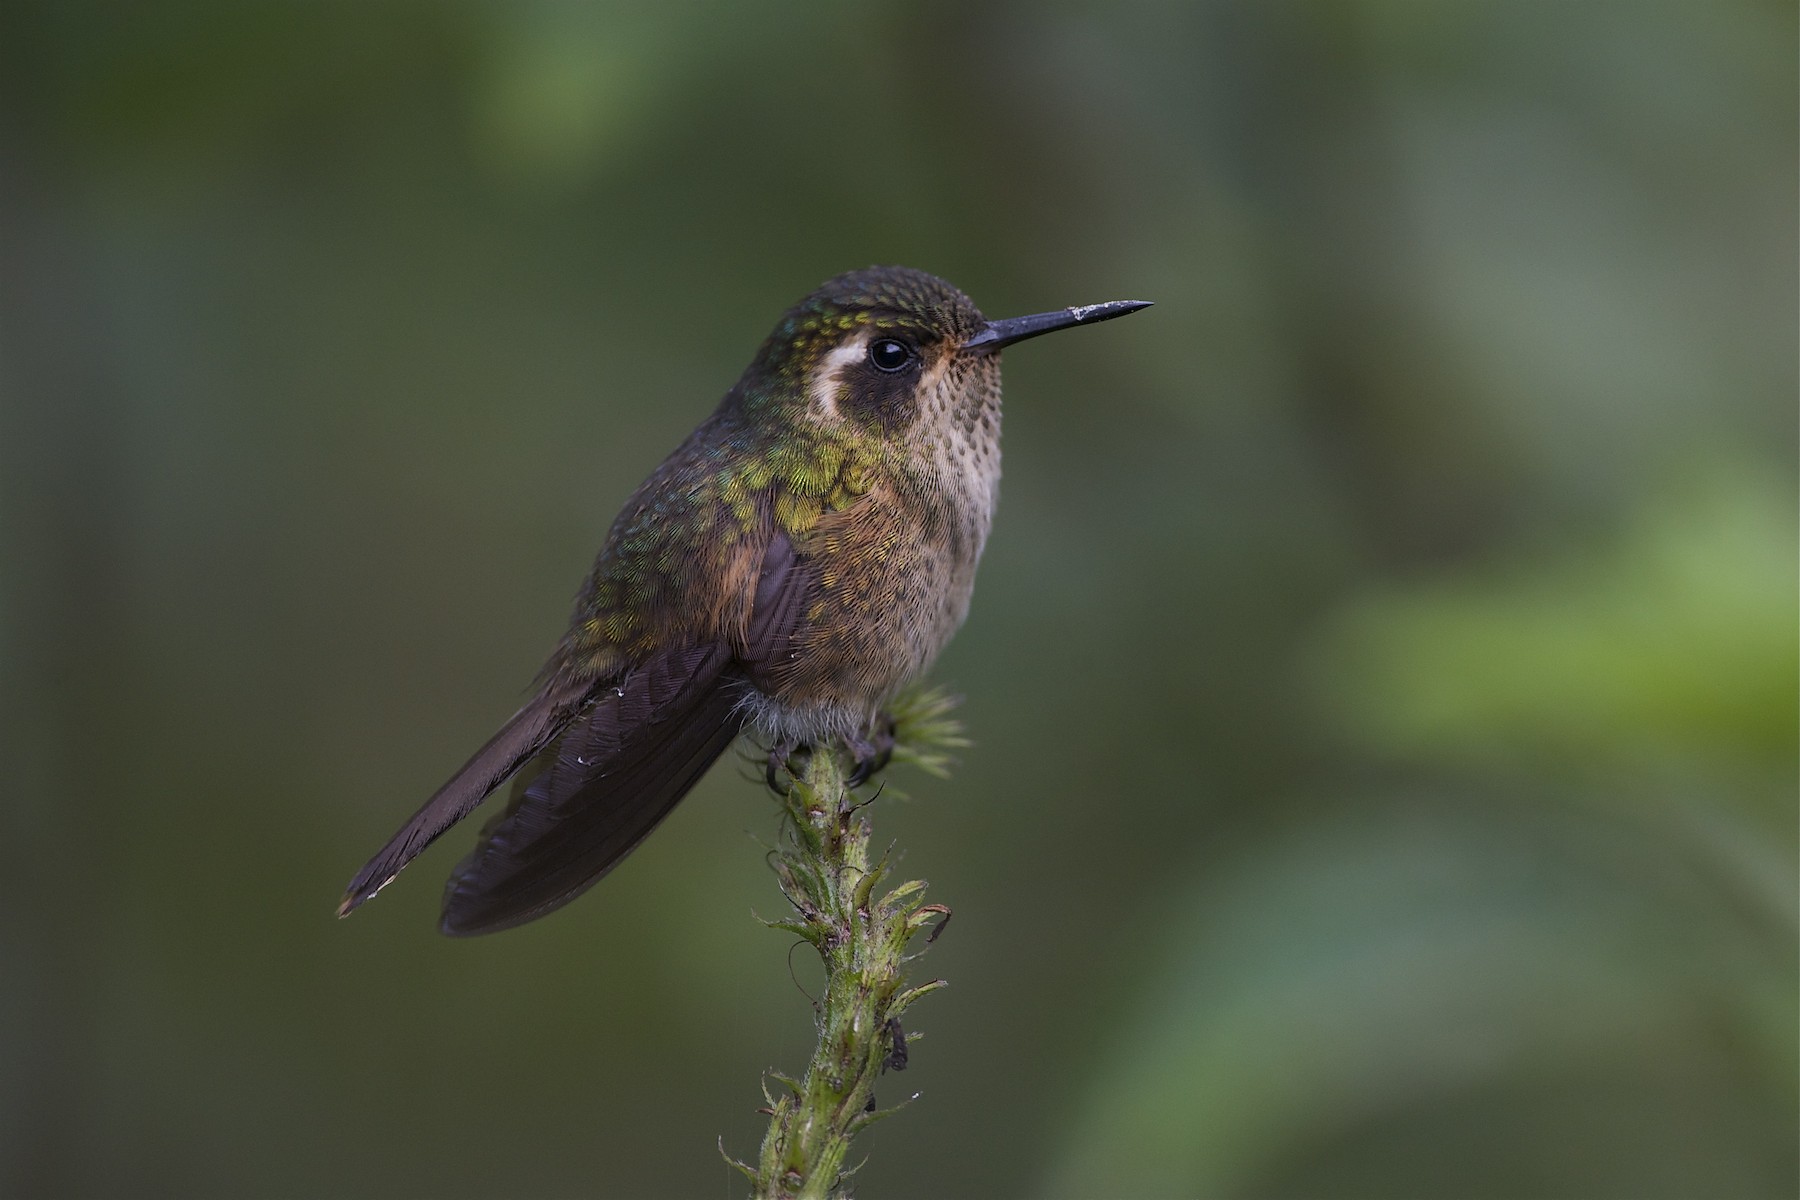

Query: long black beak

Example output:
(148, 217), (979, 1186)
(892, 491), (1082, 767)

(962, 299), (1152, 353)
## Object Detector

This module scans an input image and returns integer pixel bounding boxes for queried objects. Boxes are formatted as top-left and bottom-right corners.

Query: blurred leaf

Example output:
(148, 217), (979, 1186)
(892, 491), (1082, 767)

(1048, 797), (1797, 1200)
(1313, 465), (1797, 774)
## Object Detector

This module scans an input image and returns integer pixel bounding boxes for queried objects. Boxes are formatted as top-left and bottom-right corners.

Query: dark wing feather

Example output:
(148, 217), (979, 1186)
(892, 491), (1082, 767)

(739, 530), (809, 687)
(436, 533), (819, 936)
(337, 676), (592, 918)
(437, 641), (741, 936)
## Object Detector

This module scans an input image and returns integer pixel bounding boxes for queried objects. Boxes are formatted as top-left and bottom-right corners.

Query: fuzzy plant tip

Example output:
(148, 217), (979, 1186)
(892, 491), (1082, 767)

(741, 687), (962, 1200)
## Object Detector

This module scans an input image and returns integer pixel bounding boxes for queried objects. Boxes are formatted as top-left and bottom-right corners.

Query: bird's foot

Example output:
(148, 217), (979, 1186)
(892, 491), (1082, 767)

(845, 714), (897, 787)
(765, 738), (810, 792)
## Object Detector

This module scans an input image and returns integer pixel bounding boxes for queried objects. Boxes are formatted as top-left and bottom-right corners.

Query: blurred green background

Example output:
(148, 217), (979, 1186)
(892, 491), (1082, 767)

(2, 2), (1794, 1197)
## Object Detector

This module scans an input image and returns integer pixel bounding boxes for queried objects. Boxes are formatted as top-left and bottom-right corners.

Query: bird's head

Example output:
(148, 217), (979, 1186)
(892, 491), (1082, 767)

(737, 266), (1150, 439)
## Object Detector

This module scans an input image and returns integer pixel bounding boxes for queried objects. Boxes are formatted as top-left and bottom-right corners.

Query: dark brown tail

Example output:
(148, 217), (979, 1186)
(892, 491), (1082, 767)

(340, 532), (808, 933)
(437, 641), (744, 936)
(337, 677), (590, 918)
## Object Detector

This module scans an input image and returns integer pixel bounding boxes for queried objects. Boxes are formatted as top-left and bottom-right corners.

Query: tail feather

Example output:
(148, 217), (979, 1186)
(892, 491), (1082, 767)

(340, 534), (811, 933)
(437, 641), (743, 936)
(337, 678), (589, 918)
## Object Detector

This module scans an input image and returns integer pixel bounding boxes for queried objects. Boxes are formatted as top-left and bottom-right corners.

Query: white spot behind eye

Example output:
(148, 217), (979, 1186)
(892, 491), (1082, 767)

(807, 336), (869, 418)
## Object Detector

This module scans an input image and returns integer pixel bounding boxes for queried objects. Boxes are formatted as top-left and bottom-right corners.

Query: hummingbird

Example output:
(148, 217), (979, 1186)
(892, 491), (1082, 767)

(338, 266), (1150, 936)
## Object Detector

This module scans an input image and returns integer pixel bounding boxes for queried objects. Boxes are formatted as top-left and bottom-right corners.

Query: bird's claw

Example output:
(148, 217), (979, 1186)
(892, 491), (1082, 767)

(846, 714), (897, 787)
(765, 739), (808, 792)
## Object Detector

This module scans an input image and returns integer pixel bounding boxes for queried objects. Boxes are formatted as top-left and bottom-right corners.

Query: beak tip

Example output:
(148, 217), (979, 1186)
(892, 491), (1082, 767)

(1073, 299), (1153, 323)
(965, 296), (1154, 353)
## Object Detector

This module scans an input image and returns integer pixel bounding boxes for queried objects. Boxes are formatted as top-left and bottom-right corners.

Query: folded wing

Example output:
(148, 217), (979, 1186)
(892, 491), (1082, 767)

(443, 533), (824, 935)
(437, 640), (742, 936)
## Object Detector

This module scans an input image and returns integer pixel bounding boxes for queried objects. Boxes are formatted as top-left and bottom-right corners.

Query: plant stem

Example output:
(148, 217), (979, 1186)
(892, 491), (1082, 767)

(733, 694), (961, 1199)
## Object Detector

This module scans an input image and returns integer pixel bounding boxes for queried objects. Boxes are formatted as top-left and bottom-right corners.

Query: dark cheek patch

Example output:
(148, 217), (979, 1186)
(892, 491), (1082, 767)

(843, 366), (921, 432)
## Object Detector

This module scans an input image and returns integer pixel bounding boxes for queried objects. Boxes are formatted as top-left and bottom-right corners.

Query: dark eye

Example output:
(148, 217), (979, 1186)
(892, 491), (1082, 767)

(868, 338), (913, 373)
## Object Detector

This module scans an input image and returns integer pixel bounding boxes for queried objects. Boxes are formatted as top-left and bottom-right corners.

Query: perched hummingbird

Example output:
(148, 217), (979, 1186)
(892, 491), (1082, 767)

(338, 266), (1149, 935)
